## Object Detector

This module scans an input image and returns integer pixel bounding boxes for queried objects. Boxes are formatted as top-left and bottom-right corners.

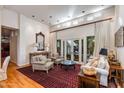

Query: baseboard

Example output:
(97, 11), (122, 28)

(17, 62), (30, 68)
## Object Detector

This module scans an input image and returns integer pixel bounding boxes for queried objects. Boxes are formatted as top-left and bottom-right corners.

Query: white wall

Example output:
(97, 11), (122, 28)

(115, 6), (124, 66)
(17, 15), (49, 66)
(0, 8), (19, 67)
(57, 24), (95, 63)
(1, 8), (19, 29)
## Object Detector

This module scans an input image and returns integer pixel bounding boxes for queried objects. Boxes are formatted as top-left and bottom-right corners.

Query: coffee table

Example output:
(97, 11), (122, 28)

(60, 60), (76, 70)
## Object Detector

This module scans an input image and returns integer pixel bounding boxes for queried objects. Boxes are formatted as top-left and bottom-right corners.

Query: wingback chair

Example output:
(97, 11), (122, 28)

(0, 56), (10, 81)
(81, 48), (110, 87)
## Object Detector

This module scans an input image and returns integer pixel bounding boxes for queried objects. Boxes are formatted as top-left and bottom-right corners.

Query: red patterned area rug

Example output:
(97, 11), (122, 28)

(17, 65), (116, 88)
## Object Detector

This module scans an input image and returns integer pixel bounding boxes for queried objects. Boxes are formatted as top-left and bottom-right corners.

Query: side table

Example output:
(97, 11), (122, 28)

(109, 65), (124, 87)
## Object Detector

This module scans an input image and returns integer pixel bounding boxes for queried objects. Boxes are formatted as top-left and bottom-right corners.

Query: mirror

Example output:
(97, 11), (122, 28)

(36, 32), (45, 51)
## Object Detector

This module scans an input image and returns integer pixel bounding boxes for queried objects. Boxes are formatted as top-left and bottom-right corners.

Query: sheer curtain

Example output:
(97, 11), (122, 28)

(50, 32), (57, 54)
(94, 20), (112, 57)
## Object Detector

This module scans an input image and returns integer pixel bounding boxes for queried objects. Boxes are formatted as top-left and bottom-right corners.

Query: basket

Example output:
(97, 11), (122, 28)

(83, 67), (97, 76)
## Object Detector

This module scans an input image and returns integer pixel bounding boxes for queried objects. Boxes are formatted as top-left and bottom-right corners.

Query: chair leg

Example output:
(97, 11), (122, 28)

(32, 69), (34, 72)
(46, 70), (48, 74)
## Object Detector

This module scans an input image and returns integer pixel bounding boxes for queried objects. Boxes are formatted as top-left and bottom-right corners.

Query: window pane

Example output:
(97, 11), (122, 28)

(57, 40), (61, 55)
(87, 36), (95, 59)
(82, 39), (84, 62)
(73, 40), (79, 61)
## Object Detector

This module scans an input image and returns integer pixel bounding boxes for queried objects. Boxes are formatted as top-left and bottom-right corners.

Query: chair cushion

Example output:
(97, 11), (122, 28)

(45, 62), (54, 67)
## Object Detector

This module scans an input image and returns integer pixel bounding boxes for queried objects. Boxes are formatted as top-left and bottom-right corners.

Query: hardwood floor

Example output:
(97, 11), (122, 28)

(0, 62), (43, 88)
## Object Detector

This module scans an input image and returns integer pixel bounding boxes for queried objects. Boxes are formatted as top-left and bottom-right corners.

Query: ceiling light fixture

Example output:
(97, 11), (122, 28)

(94, 13), (102, 17)
(82, 11), (85, 13)
(49, 16), (52, 18)
(87, 16), (94, 21)
(41, 19), (44, 22)
(72, 20), (78, 25)
(32, 15), (35, 18)
(57, 25), (61, 28)
(66, 22), (71, 27)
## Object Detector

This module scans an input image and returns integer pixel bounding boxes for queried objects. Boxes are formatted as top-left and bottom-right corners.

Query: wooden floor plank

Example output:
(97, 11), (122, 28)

(0, 63), (43, 88)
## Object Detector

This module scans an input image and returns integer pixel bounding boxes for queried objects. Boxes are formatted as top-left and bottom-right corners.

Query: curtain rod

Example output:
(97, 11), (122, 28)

(50, 17), (112, 33)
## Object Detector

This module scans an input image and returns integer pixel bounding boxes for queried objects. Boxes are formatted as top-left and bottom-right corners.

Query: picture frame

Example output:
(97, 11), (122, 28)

(36, 32), (45, 51)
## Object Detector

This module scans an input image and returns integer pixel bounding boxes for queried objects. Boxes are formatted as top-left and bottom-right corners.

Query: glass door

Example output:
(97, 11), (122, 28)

(65, 39), (79, 61)
(66, 40), (72, 60)
(57, 40), (61, 56)
(73, 40), (79, 61)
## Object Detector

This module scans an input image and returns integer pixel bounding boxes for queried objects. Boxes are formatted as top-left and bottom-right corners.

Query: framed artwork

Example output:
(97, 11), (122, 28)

(36, 32), (45, 51)
(115, 27), (124, 47)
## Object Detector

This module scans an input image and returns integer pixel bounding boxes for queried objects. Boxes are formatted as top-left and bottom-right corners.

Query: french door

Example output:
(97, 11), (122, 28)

(57, 36), (94, 63)
(65, 39), (79, 61)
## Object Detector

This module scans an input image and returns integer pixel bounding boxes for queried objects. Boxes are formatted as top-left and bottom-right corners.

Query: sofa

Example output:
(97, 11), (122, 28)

(31, 55), (54, 73)
(80, 55), (110, 87)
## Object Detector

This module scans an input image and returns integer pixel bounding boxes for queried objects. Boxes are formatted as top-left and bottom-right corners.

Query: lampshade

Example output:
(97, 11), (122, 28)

(99, 48), (108, 56)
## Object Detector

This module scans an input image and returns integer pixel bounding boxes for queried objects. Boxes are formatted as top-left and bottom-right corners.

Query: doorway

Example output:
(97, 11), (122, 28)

(1, 26), (18, 64)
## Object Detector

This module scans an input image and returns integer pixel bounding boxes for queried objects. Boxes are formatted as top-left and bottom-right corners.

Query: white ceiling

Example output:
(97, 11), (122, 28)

(4, 5), (112, 26)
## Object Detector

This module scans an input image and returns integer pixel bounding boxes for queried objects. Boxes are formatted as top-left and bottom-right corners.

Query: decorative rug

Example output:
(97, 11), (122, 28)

(17, 65), (116, 88)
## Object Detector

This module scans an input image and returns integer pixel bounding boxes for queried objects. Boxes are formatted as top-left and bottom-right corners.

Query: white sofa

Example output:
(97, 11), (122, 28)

(31, 55), (54, 73)
(80, 56), (110, 87)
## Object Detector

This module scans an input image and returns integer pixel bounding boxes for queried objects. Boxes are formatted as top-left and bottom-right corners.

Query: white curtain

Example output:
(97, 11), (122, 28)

(50, 32), (57, 54)
(94, 20), (112, 57)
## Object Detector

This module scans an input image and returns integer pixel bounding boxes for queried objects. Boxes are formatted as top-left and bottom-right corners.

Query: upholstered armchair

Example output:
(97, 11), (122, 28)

(51, 53), (64, 65)
(31, 55), (54, 73)
(0, 56), (10, 81)
(81, 48), (110, 87)
(80, 56), (110, 87)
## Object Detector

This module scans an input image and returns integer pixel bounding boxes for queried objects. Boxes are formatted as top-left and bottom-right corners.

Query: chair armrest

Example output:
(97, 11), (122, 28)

(47, 59), (52, 62)
(95, 68), (109, 76)
(31, 61), (46, 65)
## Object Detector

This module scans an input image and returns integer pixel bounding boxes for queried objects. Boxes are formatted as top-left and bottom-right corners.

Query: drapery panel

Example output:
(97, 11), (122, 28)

(50, 32), (57, 54)
(94, 20), (112, 57)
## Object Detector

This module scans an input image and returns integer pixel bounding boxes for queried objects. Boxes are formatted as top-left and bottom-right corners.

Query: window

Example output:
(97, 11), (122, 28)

(87, 36), (95, 59)
(57, 40), (61, 55)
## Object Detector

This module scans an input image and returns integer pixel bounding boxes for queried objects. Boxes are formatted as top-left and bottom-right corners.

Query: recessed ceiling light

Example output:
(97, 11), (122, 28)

(49, 16), (52, 18)
(41, 20), (44, 22)
(82, 11), (85, 13)
(32, 15), (35, 18)
(72, 20), (78, 25)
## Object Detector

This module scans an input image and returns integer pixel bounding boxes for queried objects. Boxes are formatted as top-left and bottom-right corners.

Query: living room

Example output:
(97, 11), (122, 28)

(0, 3), (124, 90)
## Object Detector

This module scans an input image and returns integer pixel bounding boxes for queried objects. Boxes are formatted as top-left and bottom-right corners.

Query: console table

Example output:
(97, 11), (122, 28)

(29, 51), (50, 63)
(109, 65), (124, 87)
